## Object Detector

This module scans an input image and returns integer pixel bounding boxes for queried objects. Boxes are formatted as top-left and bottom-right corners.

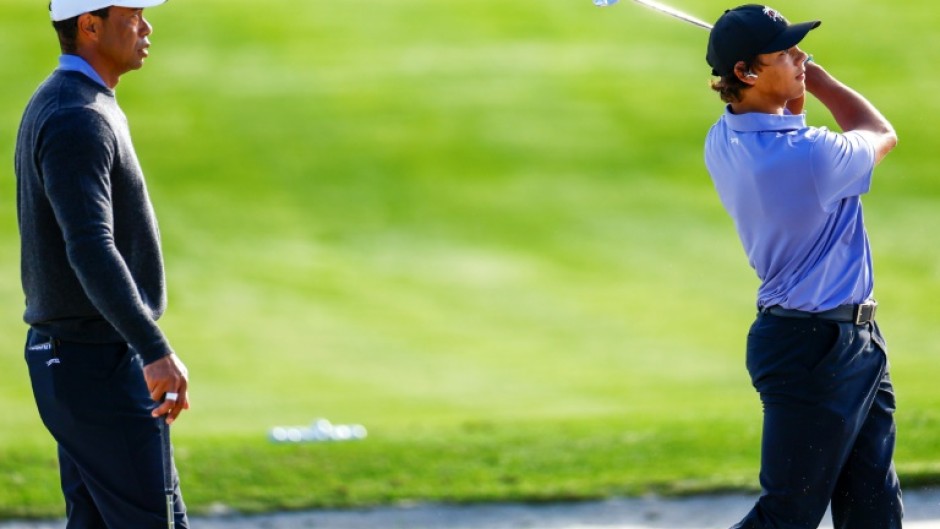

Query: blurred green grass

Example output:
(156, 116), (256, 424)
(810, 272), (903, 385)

(1, 0), (939, 519)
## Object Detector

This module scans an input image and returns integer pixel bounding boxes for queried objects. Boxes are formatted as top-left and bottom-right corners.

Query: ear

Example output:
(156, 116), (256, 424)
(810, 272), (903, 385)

(733, 61), (758, 85)
(76, 13), (100, 43)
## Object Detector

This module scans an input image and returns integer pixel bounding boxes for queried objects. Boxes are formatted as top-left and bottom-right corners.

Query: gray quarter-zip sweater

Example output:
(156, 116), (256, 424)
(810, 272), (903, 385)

(15, 69), (172, 365)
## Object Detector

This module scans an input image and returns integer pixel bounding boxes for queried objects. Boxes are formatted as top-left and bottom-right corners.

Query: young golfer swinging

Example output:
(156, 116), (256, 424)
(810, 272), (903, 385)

(704, 5), (901, 528)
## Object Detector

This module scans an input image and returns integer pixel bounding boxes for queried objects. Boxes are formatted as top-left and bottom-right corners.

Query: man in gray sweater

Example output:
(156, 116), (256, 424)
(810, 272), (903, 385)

(15, 1), (190, 527)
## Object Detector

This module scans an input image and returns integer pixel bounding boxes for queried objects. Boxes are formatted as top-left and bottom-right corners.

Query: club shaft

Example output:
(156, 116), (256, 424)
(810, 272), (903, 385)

(165, 493), (175, 529)
(632, 0), (712, 29)
(159, 419), (176, 529)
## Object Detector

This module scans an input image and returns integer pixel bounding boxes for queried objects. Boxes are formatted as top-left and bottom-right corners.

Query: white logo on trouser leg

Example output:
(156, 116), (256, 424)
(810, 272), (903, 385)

(27, 341), (60, 366)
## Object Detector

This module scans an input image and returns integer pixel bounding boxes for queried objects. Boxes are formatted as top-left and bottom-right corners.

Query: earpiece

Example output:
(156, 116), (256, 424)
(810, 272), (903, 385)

(745, 71), (758, 79)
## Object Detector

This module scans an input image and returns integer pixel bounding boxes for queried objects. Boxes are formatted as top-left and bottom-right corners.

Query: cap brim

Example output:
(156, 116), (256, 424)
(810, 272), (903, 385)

(113, 0), (167, 8)
(51, 0), (166, 21)
(760, 20), (821, 54)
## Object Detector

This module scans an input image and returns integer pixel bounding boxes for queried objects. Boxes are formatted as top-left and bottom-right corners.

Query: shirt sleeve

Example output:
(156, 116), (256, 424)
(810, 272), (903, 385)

(39, 108), (173, 364)
(809, 128), (876, 212)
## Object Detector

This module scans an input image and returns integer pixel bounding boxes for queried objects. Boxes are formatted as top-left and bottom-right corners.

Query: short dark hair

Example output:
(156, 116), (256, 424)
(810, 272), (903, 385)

(50, 4), (111, 54)
(709, 56), (763, 104)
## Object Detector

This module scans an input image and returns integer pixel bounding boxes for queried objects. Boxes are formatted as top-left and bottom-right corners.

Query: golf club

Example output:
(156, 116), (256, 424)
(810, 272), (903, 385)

(158, 417), (175, 529)
(594, 0), (714, 30)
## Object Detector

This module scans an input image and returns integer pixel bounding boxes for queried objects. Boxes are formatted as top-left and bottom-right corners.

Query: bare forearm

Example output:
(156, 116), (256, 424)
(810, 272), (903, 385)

(805, 62), (897, 162)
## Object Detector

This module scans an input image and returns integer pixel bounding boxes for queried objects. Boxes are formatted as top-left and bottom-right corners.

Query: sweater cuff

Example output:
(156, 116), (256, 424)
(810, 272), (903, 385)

(137, 338), (173, 365)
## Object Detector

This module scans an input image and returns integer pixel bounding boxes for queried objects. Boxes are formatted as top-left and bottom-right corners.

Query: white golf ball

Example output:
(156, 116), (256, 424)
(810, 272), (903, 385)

(351, 425), (368, 439)
(270, 427), (288, 442)
(287, 428), (304, 442)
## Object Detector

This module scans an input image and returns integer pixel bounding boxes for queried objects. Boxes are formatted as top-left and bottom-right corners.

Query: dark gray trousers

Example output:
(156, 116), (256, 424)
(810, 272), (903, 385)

(732, 314), (902, 529)
(25, 328), (189, 529)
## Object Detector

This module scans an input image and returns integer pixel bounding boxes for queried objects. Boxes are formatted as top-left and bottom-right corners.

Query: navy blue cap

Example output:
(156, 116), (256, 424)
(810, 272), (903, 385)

(706, 4), (820, 77)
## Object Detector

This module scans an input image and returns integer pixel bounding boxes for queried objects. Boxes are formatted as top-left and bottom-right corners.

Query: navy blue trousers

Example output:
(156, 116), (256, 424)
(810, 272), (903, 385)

(732, 314), (903, 529)
(24, 329), (189, 529)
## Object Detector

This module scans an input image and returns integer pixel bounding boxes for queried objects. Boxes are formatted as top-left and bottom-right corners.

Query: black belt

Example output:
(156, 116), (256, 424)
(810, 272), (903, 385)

(761, 300), (878, 325)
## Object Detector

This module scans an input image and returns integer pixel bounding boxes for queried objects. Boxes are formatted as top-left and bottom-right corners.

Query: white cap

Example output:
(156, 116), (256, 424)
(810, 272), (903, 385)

(50, 0), (167, 22)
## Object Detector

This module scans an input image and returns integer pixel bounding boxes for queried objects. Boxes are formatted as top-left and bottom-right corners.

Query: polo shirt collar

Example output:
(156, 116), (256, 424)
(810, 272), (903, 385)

(722, 105), (806, 132)
(57, 54), (110, 90)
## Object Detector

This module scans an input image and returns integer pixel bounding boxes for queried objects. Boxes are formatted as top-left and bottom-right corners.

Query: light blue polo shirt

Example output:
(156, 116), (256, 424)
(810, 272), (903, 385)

(704, 106), (877, 312)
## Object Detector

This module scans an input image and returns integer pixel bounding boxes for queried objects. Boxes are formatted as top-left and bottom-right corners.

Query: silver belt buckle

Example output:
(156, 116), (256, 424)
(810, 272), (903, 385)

(855, 300), (878, 324)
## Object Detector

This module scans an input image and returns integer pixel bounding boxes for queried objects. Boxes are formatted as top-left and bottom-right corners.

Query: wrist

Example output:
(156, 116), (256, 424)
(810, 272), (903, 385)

(803, 62), (828, 94)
